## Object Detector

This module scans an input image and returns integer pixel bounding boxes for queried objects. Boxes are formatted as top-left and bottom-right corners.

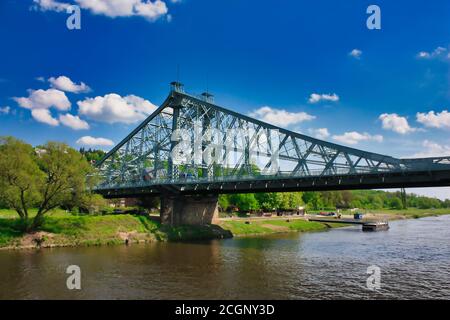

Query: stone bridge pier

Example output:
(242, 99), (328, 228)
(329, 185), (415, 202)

(160, 193), (219, 226)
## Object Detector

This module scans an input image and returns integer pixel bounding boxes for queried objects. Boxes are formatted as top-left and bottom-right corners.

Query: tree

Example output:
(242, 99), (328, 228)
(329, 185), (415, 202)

(302, 192), (323, 210)
(79, 148), (106, 163)
(255, 193), (280, 210)
(0, 137), (94, 231)
(230, 193), (259, 212)
(389, 197), (403, 210)
(0, 137), (43, 222)
(287, 192), (304, 209)
(218, 195), (230, 211)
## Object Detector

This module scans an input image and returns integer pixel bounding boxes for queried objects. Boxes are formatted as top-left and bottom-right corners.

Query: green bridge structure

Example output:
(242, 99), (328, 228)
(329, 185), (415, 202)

(95, 82), (450, 225)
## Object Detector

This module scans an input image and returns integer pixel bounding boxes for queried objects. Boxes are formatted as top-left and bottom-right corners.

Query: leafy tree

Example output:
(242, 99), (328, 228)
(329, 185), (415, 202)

(218, 195), (230, 211)
(255, 192), (280, 210)
(229, 193), (259, 212)
(0, 137), (94, 231)
(79, 148), (106, 163)
(287, 192), (304, 209)
(0, 137), (43, 221)
(302, 192), (323, 210)
(389, 197), (403, 210)
(340, 190), (353, 208)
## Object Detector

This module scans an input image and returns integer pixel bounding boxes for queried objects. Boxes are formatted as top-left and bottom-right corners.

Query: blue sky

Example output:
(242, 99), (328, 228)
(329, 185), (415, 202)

(0, 0), (449, 198)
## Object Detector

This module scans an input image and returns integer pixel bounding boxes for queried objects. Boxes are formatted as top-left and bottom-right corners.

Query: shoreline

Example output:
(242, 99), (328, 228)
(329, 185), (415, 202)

(1, 210), (449, 251)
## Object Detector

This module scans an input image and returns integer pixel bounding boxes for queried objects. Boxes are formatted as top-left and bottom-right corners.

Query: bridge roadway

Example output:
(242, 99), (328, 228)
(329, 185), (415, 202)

(96, 168), (450, 198)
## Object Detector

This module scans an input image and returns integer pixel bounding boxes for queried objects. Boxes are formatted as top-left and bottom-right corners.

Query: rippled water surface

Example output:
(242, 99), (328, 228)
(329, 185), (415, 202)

(1, 215), (450, 299)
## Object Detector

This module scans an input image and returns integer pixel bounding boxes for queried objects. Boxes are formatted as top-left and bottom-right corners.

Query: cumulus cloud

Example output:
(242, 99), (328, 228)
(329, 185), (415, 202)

(76, 136), (114, 146)
(14, 88), (71, 111)
(308, 93), (339, 104)
(34, 0), (169, 21)
(32, 0), (70, 12)
(249, 106), (315, 127)
(59, 114), (90, 130)
(416, 110), (450, 129)
(0, 106), (10, 115)
(349, 49), (362, 59)
(417, 46), (449, 60)
(77, 93), (157, 124)
(308, 128), (330, 140)
(31, 109), (59, 126)
(411, 140), (450, 158)
(379, 113), (416, 134)
(49, 76), (91, 93)
(332, 131), (383, 145)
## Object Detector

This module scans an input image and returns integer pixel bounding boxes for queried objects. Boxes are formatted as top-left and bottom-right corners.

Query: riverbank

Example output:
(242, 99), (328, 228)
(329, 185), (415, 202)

(217, 218), (340, 237)
(349, 208), (450, 221)
(1, 208), (449, 250)
(0, 210), (235, 250)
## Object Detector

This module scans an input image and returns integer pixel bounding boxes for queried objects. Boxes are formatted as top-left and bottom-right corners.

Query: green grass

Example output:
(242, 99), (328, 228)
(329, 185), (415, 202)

(219, 220), (274, 235)
(3, 206), (447, 249)
(0, 209), (232, 248)
(366, 208), (450, 219)
(159, 224), (232, 241)
(0, 213), (162, 248)
(0, 219), (24, 246)
(261, 219), (327, 232)
(219, 218), (330, 236)
(0, 208), (71, 219)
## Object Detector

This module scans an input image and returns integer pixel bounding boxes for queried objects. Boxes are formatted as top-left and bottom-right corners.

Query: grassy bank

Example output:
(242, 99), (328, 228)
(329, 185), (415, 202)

(354, 208), (450, 220)
(0, 209), (232, 249)
(1, 208), (449, 249)
(218, 218), (333, 237)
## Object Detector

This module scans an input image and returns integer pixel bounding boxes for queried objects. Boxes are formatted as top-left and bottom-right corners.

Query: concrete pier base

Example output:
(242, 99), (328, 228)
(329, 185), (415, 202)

(160, 193), (219, 226)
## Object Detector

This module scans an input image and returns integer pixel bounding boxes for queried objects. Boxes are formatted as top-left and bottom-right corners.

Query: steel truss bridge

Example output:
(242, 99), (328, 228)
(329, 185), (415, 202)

(95, 82), (450, 198)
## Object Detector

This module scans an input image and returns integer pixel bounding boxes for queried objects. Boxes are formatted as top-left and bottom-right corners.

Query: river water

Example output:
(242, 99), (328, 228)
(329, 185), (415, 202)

(1, 215), (450, 300)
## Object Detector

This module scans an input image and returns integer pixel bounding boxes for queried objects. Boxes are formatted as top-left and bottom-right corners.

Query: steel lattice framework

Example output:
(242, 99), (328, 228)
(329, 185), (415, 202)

(95, 83), (450, 197)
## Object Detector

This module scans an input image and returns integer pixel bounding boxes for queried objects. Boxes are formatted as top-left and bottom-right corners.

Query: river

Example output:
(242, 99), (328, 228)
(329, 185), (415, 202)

(1, 215), (450, 299)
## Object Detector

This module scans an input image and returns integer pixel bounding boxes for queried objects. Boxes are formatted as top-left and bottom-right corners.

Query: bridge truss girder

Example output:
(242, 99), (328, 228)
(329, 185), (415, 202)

(95, 85), (450, 197)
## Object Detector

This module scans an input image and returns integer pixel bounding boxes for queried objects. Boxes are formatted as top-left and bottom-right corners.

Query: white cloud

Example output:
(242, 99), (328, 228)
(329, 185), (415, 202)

(34, 0), (169, 21)
(379, 113), (416, 134)
(308, 93), (339, 104)
(411, 140), (450, 158)
(49, 76), (91, 93)
(31, 109), (59, 126)
(35, 76), (46, 82)
(416, 110), (450, 129)
(0, 106), (10, 115)
(417, 51), (430, 59)
(249, 106), (315, 127)
(349, 49), (362, 59)
(76, 136), (114, 146)
(332, 131), (383, 145)
(14, 88), (71, 111)
(308, 128), (330, 140)
(59, 114), (90, 130)
(32, 0), (70, 12)
(77, 93), (157, 124)
(417, 46), (449, 60)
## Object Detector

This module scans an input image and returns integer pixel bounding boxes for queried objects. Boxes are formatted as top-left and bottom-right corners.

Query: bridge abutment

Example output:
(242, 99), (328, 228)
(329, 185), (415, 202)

(160, 193), (219, 226)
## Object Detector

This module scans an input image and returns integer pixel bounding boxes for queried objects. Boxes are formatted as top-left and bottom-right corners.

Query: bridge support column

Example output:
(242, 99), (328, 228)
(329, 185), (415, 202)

(160, 193), (219, 226)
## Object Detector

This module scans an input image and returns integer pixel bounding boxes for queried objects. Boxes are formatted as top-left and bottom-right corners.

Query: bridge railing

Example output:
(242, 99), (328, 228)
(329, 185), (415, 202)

(94, 165), (438, 191)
